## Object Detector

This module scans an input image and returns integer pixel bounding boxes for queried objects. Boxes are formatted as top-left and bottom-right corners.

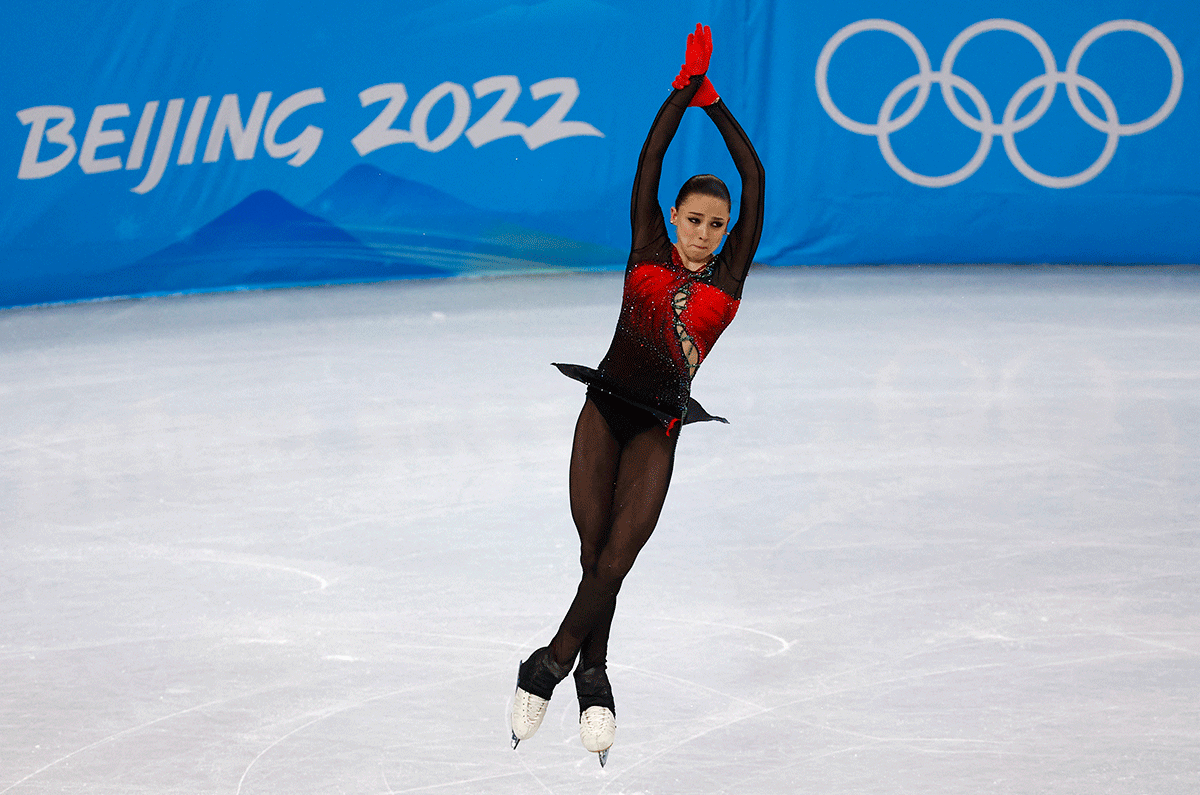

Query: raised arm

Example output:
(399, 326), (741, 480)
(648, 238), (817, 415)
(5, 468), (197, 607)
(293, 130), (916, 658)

(630, 25), (711, 260)
(704, 98), (765, 295)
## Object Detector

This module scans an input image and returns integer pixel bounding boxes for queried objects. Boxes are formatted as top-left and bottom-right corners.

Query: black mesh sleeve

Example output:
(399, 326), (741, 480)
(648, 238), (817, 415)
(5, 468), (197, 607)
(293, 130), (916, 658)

(704, 99), (765, 298)
(629, 75), (705, 264)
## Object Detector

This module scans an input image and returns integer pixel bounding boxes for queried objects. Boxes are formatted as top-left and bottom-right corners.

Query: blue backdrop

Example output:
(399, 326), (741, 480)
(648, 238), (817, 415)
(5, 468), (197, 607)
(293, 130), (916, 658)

(3, 0), (1196, 307)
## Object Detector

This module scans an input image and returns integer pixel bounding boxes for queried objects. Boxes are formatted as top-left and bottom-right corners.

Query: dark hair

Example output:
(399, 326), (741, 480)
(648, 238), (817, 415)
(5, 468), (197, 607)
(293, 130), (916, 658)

(674, 174), (731, 210)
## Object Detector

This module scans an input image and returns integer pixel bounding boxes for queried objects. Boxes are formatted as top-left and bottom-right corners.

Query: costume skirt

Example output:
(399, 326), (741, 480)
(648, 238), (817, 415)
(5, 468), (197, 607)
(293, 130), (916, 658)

(552, 362), (728, 428)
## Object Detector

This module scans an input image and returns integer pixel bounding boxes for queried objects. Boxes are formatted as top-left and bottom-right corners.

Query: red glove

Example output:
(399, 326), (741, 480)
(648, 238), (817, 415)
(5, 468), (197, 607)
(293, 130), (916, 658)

(671, 23), (712, 90)
(689, 77), (720, 107)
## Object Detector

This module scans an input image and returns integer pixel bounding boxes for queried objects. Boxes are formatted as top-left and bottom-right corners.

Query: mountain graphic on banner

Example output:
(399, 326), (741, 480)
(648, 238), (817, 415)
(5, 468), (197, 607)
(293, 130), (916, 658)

(120, 189), (447, 296)
(305, 165), (624, 275)
(2, 166), (627, 307)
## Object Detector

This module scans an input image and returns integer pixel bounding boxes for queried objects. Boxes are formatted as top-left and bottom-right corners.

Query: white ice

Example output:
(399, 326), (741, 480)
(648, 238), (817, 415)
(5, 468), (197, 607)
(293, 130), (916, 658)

(1, 265), (1198, 794)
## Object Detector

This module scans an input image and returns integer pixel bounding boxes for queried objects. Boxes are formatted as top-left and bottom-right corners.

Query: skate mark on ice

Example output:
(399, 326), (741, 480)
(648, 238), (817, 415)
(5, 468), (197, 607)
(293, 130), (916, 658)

(1103, 630), (1200, 656)
(0, 691), (279, 795)
(782, 550), (1031, 615)
(605, 657), (1013, 789)
(600, 674), (1021, 795)
(598, 653), (907, 791)
(718, 742), (883, 792)
(387, 629), (532, 652)
(0, 633), (209, 660)
(811, 653), (1009, 699)
(194, 554), (331, 592)
(380, 763), (563, 793)
(233, 668), (509, 794)
(768, 709), (1020, 752)
(235, 709), (344, 795)
(597, 701), (774, 793)
(297, 515), (379, 542)
(295, 503), (477, 543)
(1055, 451), (1180, 489)
(511, 749), (557, 795)
(106, 542), (333, 593)
(1, 435), (79, 460)
(617, 662), (765, 710)
(719, 737), (1025, 795)
(273, 624), (530, 653)
(1018, 646), (1160, 672)
(651, 615), (795, 656)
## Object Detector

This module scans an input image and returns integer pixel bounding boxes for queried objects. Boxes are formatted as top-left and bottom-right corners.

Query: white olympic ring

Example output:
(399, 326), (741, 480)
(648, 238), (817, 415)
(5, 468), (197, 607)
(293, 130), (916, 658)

(815, 19), (1184, 188)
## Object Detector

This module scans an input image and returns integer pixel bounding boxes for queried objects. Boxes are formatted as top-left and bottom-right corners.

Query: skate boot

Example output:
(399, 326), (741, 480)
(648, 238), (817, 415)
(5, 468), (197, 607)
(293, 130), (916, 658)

(575, 664), (616, 767)
(510, 647), (569, 749)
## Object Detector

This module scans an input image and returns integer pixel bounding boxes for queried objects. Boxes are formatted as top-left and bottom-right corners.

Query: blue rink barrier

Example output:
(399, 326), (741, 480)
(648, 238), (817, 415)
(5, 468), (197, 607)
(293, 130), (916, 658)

(2, 1), (1197, 308)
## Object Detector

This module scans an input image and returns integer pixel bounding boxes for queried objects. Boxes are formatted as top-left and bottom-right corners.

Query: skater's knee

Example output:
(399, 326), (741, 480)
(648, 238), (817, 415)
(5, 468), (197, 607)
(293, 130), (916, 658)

(578, 532), (609, 575)
(579, 548), (600, 577)
(578, 557), (629, 599)
(593, 550), (635, 589)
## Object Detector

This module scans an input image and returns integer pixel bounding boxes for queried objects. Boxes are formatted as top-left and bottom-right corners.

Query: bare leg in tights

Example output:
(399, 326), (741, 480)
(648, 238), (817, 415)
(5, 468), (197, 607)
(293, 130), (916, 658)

(548, 397), (679, 669)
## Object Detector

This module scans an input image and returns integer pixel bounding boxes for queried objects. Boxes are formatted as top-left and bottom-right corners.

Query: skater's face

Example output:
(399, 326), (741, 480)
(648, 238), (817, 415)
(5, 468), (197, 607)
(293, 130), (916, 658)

(670, 193), (729, 271)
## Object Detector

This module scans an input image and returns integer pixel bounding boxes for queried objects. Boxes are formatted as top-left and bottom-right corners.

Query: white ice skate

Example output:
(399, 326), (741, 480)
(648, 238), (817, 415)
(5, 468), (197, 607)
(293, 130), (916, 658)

(579, 705), (616, 766)
(574, 664), (616, 766)
(510, 687), (550, 748)
(509, 647), (568, 749)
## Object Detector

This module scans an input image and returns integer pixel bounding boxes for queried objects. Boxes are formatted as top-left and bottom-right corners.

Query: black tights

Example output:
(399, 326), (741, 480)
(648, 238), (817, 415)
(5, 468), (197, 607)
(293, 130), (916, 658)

(547, 393), (679, 670)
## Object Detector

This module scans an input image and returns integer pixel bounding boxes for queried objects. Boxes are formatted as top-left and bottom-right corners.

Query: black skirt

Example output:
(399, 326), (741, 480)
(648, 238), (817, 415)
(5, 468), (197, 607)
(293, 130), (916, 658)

(552, 362), (728, 427)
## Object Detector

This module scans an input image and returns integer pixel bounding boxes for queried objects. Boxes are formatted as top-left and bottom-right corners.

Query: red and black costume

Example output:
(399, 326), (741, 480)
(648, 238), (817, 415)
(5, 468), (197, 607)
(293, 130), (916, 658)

(514, 29), (766, 749)
(541, 67), (765, 673)
(555, 72), (765, 435)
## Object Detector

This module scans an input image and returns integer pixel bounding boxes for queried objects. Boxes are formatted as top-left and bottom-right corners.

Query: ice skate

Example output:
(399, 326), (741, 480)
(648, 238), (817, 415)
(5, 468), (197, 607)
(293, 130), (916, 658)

(575, 664), (616, 766)
(510, 647), (569, 748)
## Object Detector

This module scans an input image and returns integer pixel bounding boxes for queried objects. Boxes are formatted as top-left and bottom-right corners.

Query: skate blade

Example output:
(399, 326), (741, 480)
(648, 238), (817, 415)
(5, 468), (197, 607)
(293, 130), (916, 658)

(511, 732), (520, 750)
(597, 748), (609, 767)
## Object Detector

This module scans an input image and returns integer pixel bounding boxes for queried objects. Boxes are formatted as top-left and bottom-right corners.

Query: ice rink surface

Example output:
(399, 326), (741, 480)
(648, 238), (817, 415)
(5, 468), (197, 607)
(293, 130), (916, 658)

(2, 265), (1198, 794)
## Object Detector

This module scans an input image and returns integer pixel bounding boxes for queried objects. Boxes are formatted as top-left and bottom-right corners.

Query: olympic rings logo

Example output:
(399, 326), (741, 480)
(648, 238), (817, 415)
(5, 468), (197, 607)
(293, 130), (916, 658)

(815, 19), (1184, 188)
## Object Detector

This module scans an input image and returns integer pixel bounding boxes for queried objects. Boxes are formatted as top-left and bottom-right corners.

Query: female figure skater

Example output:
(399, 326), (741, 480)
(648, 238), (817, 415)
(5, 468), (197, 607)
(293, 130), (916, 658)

(510, 24), (764, 766)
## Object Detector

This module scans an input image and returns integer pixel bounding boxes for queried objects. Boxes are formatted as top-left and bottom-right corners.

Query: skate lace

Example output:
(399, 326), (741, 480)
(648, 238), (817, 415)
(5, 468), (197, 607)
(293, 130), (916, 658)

(580, 705), (614, 726)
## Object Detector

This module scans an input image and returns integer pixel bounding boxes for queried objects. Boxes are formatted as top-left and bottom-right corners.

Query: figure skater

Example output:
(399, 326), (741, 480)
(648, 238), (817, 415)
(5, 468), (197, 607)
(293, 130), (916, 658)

(510, 23), (764, 766)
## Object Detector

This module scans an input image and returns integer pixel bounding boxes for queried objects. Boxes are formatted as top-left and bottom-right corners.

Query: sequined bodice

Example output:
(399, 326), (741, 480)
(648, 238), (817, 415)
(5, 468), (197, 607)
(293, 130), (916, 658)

(598, 247), (739, 417)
